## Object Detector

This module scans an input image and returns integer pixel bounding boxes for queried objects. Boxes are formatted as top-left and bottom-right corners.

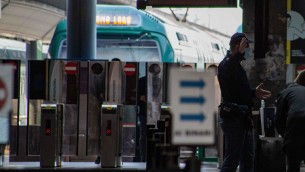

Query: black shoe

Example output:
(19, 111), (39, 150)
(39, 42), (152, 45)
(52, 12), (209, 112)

(95, 156), (100, 164)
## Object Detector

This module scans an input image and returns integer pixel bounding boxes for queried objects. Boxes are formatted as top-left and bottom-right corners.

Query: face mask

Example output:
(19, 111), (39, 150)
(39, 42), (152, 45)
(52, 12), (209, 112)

(244, 47), (251, 60)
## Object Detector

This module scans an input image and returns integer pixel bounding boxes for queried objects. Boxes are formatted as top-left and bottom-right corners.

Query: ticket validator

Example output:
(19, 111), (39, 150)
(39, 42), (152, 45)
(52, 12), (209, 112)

(100, 104), (123, 168)
(40, 103), (64, 167)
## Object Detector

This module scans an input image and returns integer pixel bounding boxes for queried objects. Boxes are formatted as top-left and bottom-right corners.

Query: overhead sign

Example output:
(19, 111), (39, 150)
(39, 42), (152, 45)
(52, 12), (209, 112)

(124, 63), (136, 77)
(64, 62), (77, 75)
(0, 64), (13, 144)
(137, 0), (237, 9)
(96, 6), (141, 27)
(169, 69), (215, 145)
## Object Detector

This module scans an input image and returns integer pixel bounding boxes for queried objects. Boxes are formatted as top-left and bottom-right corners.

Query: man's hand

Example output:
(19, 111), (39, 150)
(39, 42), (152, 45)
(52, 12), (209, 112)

(255, 83), (271, 99)
(239, 37), (248, 54)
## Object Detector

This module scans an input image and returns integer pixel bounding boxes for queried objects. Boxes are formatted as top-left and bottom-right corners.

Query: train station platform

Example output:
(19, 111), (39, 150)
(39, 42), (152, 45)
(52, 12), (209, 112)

(0, 160), (220, 171)
(2, 159), (305, 171)
(1, 163), (301, 172)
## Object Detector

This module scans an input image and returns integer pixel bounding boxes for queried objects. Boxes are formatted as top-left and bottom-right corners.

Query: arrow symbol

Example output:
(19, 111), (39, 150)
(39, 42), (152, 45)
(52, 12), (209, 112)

(180, 113), (205, 122)
(180, 80), (205, 89)
(180, 96), (205, 105)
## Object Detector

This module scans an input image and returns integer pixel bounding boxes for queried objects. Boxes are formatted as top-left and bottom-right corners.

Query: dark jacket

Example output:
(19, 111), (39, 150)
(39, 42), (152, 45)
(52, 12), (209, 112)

(217, 51), (255, 107)
(275, 82), (305, 148)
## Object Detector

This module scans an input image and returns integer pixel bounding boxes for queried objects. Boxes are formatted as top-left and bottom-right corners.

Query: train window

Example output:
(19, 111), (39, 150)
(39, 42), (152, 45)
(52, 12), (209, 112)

(176, 32), (188, 42)
(176, 33), (183, 41)
(0, 49), (6, 58)
(58, 40), (67, 59)
(211, 43), (220, 51)
(184, 35), (188, 42)
(6, 49), (26, 59)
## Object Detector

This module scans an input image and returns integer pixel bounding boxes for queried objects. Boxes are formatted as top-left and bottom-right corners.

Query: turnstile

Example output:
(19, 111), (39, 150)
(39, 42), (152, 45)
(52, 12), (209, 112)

(40, 103), (64, 168)
(101, 104), (123, 168)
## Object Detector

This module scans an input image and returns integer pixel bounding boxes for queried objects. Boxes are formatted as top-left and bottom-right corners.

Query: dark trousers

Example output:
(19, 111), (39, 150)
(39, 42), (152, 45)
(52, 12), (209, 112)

(285, 143), (303, 172)
(284, 138), (305, 172)
(220, 115), (254, 172)
(139, 115), (147, 162)
(284, 114), (305, 172)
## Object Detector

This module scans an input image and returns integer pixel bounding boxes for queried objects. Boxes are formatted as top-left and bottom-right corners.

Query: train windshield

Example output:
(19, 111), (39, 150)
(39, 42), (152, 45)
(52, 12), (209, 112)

(96, 39), (161, 62)
(58, 39), (161, 62)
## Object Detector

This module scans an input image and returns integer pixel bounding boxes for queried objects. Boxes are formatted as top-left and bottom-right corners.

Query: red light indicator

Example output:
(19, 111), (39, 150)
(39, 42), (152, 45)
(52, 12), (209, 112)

(106, 129), (112, 136)
(106, 120), (112, 136)
(45, 120), (51, 136)
(45, 128), (51, 135)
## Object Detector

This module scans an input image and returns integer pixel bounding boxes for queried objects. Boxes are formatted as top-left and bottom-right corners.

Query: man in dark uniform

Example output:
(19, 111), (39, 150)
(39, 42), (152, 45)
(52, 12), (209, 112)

(217, 32), (271, 172)
(275, 70), (305, 172)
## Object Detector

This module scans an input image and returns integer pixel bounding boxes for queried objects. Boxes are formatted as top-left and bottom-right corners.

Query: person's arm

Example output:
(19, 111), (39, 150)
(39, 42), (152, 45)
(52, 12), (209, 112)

(255, 83), (271, 99)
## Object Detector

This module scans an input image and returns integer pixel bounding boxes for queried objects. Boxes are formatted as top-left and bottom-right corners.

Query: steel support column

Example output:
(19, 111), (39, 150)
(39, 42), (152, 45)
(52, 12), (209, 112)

(67, 0), (96, 60)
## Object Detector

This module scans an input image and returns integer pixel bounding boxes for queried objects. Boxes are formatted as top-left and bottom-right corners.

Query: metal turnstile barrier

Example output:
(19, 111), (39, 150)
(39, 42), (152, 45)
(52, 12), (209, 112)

(40, 103), (64, 168)
(101, 104), (123, 168)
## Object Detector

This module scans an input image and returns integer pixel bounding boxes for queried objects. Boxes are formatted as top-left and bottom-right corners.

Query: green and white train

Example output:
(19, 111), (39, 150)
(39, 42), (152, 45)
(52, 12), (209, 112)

(48, 5), (229, 69)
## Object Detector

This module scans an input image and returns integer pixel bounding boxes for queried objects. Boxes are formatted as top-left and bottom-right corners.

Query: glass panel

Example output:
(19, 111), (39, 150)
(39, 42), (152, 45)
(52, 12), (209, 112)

(9, 99), (19, 155)
(62, 104), (78, 155)
(122, 106), (137, 157)
(28, 100), (42, 126)
(11, 99), (18, 126)
(97, 39), (161, 62)
(58, 39), (161, 62)
(27, 99), (42, 155)
(122, 127), (136, 156)
(87, 62), (106, 155)
(19, 62), (27, 126)
(59, 40), (67, 59)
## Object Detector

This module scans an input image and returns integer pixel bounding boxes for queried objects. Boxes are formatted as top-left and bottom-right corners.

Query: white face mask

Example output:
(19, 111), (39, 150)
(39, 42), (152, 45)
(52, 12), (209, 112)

(244, 47), (251, 60)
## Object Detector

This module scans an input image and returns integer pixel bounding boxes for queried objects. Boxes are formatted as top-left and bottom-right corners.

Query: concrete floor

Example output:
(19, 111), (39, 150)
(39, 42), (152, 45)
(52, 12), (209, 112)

(0, 161), (220, 171)
(1, 156), (305, 171)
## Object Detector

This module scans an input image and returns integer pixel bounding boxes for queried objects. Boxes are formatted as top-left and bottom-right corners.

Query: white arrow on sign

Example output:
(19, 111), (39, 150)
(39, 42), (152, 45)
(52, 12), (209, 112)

(169, 69), (215, 145)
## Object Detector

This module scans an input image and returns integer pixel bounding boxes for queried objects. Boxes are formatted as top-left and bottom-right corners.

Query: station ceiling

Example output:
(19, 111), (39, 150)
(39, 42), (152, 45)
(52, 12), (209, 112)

(0, 0), (135, 44)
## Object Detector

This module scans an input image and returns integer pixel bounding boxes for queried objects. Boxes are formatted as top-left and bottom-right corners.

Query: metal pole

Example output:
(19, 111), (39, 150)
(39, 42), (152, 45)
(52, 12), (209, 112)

(67, 0), (96, 60)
